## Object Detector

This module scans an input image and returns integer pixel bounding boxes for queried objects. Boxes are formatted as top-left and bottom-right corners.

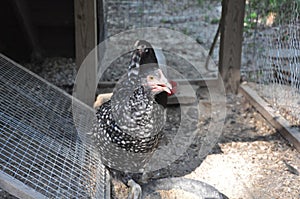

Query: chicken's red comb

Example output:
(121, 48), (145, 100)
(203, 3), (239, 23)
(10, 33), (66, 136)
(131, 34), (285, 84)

(169, 80), (177, 96)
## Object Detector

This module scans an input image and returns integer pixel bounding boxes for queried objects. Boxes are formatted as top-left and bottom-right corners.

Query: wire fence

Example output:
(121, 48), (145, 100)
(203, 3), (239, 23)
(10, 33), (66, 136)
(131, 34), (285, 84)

(0, 55), (109, 199)
(100, 0), (221, 82)
(242, 0), (300, 127)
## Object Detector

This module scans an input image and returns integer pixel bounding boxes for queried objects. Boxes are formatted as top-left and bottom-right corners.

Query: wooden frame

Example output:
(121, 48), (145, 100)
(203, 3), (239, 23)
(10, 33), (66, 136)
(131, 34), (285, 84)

(0, 172), (46, 199)
(74, 0), (247, 96)
(240, 84), (300, 151)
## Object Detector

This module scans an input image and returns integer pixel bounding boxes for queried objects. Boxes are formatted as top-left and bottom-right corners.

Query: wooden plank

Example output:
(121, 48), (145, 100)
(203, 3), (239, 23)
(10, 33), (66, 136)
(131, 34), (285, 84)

(74, 0), (97, 106)
(167, 83), (197, 105)
(239, 84), (300, 151)
(74, 0), (97, 68)
(97, 79), (219, 89)
(96, 79), (219, 105)
(94, 80), (213, 106)
(219, 0), (245, 93)
(0, 172), (47, 199)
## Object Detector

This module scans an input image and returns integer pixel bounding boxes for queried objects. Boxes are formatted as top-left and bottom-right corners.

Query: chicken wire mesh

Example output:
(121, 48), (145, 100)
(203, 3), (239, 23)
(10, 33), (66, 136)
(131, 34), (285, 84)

(101, 0), (221, 81)
(104, 0), (208, 37)
(242, 1), (300, 127)
(0, 54), (109, 199)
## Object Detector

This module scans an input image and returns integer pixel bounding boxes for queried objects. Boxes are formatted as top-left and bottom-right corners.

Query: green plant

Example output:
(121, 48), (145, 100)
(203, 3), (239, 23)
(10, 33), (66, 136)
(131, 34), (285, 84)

(160, 18), (169, 24)
(197, 0), (204, 6)
(204, 15), (210, 23)
(182, 27), (189, 35)
(210, 18), (220, 24)
(244, 0), (300, 28)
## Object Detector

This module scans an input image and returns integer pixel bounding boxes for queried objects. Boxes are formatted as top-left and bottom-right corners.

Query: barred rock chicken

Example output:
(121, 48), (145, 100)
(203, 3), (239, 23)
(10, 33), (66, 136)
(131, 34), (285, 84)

(91, 40), (172, 199)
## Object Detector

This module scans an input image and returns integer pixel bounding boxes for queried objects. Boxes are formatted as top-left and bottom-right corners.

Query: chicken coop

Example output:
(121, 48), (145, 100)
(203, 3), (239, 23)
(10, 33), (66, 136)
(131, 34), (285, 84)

(1, 0), (300, 198)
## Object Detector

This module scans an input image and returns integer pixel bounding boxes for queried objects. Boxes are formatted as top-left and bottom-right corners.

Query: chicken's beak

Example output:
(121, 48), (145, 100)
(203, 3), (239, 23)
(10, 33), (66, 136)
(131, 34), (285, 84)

(159, 81), (172, 94)
(156, 69), (172, 94)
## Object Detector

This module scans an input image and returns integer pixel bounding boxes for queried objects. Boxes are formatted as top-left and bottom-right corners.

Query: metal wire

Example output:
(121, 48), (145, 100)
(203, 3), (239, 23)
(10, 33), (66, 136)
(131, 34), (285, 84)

(0, 55), (109, 199)
(104, 0), (157, 37)
(242, 1), (300, 127)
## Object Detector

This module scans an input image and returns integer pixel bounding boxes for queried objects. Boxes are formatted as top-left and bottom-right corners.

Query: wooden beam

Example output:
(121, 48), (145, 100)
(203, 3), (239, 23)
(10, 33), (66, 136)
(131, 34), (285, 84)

(74, 0), (97, 106)
(96, 79), (218, 89)
(95, 79), (221, 106)
(240, 84), (300, 151)
(0, 172), (46, 199)
(74, 0), (97, 68)
(219, 0), (245, 93)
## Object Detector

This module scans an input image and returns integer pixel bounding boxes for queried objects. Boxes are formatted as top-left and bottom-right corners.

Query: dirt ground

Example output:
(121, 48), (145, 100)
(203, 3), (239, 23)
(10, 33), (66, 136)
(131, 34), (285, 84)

(110, 92), (300, 199)
(186, 93), (300, 199)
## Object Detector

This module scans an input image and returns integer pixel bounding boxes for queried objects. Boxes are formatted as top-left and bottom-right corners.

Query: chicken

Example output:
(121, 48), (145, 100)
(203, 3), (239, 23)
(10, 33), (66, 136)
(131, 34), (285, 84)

(90, 40), (172, 199)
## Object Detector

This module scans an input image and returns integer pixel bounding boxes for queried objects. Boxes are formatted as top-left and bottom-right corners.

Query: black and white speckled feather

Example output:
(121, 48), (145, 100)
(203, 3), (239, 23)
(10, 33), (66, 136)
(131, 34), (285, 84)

(93, 93), (161, 154)
(91, 40), (171, 162)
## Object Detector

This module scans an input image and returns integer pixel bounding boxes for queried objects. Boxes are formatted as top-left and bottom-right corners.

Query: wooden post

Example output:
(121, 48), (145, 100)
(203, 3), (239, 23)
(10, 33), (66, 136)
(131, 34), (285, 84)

(219, 0), (245, 93)
(74, 0), (97, 106)
(97, 0), (105, 44)
(75, 0), (97, 68)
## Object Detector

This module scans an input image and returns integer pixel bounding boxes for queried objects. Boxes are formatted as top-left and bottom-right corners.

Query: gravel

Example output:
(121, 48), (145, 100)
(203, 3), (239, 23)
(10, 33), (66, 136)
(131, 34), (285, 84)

(185, 93), (300, 199)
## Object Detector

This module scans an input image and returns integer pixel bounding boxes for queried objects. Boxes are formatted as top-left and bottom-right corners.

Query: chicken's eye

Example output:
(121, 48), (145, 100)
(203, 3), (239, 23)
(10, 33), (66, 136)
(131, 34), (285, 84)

(148, 76), (154, 80)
